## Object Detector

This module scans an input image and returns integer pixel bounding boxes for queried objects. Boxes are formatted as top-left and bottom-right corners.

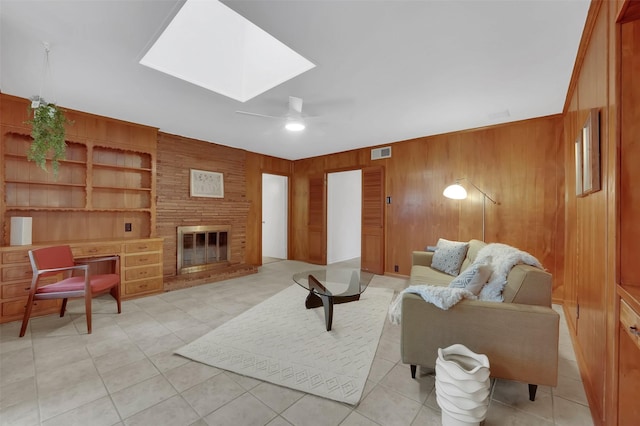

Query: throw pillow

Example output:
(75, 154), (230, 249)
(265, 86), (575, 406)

(431, 238), (469, 276)
(449, 263), (493, 295)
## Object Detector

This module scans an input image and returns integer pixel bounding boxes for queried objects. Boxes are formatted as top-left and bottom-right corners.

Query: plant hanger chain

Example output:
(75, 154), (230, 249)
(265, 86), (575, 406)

(38, 42), (55, 104)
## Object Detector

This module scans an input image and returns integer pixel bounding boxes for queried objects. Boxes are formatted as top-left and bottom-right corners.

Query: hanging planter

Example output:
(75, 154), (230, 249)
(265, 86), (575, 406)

(25, 96), (71, 175)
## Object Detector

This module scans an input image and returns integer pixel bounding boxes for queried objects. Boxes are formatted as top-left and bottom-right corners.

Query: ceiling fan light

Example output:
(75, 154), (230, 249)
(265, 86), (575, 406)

(285, 121), (305, 131)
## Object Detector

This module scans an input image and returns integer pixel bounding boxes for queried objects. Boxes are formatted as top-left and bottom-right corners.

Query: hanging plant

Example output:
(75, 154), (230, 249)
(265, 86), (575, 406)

(24, 96), (72, 175)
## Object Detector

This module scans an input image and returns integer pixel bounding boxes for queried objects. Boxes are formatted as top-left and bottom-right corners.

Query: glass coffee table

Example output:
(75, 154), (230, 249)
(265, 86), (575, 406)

(292, 268), (375, 331)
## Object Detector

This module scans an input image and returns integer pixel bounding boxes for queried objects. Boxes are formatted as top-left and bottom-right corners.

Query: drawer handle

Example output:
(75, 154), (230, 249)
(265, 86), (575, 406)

(140, 284), (148, 289)
(89, 248), (98, 253)
(139, 258), (148, 262)
(631, 326), (640, 337)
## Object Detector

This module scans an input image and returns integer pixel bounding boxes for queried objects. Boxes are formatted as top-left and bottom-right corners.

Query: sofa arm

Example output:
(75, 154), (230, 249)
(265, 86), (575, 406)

(400, 294), (559, 387)
(412, 251), (434, 267)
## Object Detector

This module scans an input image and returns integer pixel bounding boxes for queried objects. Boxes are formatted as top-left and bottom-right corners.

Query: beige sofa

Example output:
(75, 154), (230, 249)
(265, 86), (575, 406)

(401, 239), (559, 401)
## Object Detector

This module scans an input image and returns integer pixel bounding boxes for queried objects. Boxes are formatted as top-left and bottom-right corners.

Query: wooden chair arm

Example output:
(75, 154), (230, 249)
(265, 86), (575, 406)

(36, 264), (88, 275)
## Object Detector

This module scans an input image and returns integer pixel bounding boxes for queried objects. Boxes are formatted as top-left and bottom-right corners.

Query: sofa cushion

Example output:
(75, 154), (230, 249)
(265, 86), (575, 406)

(460, 239), (487, 272)
(449, 263), (492, 295)
(410, 265), (453, 287)
(431, 239), (469, 276)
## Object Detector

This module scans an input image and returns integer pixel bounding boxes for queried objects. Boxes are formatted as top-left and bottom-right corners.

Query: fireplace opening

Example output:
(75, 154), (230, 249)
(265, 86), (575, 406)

(177, 225), (229, 274)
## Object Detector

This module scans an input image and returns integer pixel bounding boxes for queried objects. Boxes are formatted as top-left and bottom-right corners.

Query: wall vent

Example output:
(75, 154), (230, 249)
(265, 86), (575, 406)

(371, 146), (392, 160)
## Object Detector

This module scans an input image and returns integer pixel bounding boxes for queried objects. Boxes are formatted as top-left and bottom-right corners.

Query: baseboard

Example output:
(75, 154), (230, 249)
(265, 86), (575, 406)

(384, 272), (408, 279)
(562, 305), (605, 426)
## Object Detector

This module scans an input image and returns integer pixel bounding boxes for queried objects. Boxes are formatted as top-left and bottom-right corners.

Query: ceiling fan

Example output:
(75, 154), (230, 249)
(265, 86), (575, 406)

(236, 96), (312, 131)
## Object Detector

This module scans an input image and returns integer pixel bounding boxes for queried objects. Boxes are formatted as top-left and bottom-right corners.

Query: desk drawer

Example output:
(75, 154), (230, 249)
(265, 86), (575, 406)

(124, 241), (162, 254)
(2, 251), (30, 264)
(1, 276), (60, 299)
(125, 253), (160, 267)
(72, 244), (121, 257)
(2, 282), (31, 299)
(2, 298), (59, 317)
(125, 277), (162, 296)
(125, 265), (161, 281)
(2, 264), (32, 282)
(620, 300), (640, 351)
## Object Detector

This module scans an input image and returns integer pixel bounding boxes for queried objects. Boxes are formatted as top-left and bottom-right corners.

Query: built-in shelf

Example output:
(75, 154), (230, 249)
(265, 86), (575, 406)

(93, 163), (152, 172)
(92, 186), (152, 192)
(5, 180), (86, 188)
(5, 153), (87, 166)
(5, 207), (88, 212)
(2, 113), (156, 243)
(618, 285), (640, 316)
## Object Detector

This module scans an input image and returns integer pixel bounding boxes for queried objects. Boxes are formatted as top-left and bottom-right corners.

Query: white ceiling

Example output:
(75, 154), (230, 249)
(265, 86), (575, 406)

(0, 0), (590, 161)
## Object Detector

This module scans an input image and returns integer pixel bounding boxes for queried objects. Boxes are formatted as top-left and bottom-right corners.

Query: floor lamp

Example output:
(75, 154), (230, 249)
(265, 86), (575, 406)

(443, 178), (497, 242)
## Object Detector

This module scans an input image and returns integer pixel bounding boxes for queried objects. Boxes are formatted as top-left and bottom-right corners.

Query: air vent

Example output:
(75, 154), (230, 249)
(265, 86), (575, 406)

(371, 146), (392, 160)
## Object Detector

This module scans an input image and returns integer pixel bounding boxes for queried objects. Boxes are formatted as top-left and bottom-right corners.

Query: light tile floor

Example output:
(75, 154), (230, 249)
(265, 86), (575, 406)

(0, 259), (594, 426)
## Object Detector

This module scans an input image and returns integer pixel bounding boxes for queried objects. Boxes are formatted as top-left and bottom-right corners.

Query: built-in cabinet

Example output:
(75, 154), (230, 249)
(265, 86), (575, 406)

(122, 239), (163, 297)
(0, 94), (163, 325)
(617, 6), (640, 426)
(560, 0), (640, 423)
(618, 299), (640, 425)
(0, 238), (163, 324)
(1, 94), (158, 244)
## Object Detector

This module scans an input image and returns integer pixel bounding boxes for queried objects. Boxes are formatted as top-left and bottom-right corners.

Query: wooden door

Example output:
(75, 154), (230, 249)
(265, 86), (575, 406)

(361, 166), (385, 274)
(308, 174), (327, 264)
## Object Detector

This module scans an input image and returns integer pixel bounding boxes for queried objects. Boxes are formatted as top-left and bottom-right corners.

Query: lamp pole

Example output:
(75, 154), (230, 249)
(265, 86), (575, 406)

(467, 182), (497, 241)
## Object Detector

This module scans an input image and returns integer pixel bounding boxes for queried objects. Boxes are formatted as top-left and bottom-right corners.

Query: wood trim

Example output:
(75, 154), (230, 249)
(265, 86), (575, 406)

(307, 174), (327, 265)
(563, 0), (605, 114)
(361, 166), (385, 274)
(261, 170), (293, 262)
(618, 0), (640, 23)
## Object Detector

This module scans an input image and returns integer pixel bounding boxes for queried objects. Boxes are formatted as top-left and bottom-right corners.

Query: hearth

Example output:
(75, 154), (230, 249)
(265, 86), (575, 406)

(177, 225), (229, 274)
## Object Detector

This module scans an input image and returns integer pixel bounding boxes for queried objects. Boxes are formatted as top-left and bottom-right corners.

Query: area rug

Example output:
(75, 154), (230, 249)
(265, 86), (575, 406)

(175, 283), (394, 405)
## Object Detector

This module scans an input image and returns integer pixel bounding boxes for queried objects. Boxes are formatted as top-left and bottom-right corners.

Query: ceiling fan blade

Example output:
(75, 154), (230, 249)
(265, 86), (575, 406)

(289, 96), (303, 115)
(235, 110), (282, 120)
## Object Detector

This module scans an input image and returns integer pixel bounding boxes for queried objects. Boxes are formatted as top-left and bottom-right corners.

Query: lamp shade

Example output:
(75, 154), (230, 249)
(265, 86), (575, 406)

(443, 184), (468, 200)
(285, 121), (305, 131)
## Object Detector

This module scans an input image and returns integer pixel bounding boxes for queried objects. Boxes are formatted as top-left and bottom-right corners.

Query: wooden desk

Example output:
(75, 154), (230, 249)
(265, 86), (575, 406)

(0, 238), (163, 324)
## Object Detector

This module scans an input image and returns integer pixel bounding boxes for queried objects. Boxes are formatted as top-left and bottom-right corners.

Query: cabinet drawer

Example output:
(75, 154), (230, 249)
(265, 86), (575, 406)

(1, 276), (59, 299)
(2, 282), (31, 299)
(125, 277), (162, 296)
(72, 244), (121, 257)
(2, 264), (32, 282)
(2, 251), (30, 264)
(2, 298), (59, 317)
(124, 265), (161, 281)
(124, 241), (162, 254)
(125, 253), (160, 267)
(620, 300), (640, 351)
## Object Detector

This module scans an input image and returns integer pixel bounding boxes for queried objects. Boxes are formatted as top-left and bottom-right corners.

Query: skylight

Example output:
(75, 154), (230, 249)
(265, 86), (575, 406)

(140, 0), (315, 102)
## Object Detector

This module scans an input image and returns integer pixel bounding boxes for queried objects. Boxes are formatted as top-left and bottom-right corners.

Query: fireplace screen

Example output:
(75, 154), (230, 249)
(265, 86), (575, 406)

(177, 225), (229, 274)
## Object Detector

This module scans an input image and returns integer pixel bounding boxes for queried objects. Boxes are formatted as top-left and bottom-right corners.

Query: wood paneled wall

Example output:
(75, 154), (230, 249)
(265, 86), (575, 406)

(291, 116), (565, 299)
(561, 0), (624, 424)
(244, 152), (292, 265)
(156, 132), (257, 289)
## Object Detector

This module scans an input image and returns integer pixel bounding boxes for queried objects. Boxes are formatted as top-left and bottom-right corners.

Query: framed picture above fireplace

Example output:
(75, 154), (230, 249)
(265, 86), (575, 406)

(190, 169), (224, 198)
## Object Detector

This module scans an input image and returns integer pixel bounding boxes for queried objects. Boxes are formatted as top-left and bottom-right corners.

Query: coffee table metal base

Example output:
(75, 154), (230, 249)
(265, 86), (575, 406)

(305, 274), (360, 331)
